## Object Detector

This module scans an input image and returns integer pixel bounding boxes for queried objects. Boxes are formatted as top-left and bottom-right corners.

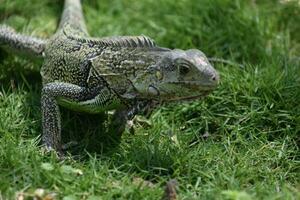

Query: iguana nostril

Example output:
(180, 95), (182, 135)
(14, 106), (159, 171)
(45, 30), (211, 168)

(211, 73), (219, 83)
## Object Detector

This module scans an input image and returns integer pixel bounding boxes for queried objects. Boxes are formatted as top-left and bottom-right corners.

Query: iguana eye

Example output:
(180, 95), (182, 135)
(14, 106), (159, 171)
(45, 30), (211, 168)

(174, 58), (192, 75)
(179, 65), (190, 75)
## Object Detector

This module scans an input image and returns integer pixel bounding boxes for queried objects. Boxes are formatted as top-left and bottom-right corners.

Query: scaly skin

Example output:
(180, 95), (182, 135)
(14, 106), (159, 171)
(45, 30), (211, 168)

(0, 0), (219, 155)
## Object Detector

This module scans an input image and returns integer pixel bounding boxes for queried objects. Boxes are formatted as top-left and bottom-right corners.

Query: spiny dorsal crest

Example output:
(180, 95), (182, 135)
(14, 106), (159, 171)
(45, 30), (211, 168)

(97, 35), (157, 48)
(64, 29), (156, 48)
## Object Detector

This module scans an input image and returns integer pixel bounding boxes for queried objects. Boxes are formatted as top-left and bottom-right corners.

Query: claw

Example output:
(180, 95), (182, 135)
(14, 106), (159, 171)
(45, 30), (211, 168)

(126, 119), (135, 135)
(40, 145), (65, 160)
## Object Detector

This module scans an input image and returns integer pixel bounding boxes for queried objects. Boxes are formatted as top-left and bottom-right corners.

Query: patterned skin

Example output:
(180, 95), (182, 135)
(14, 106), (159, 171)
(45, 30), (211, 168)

(0, 0), (219, 155)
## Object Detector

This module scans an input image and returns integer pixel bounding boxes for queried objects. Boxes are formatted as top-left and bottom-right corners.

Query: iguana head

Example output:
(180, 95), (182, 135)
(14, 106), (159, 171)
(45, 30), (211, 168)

(132, 49), (219, 101)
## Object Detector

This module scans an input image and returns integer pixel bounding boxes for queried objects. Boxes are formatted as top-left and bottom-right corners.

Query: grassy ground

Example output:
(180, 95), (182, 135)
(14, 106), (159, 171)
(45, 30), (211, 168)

(0, 0), (299, 199)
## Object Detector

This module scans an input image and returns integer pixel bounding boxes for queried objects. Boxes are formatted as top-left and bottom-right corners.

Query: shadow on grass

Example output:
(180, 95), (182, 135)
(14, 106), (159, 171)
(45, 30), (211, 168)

(60, 111), (176, 179)
(60, 108), (124, 155)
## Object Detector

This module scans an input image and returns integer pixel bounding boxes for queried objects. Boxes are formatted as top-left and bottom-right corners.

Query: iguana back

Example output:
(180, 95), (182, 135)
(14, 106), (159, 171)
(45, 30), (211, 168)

(41, 0), (162, 86)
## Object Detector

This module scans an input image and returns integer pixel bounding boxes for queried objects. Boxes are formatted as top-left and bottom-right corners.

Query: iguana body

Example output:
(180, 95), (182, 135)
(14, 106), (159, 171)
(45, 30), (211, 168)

(0, 0), (219, 155)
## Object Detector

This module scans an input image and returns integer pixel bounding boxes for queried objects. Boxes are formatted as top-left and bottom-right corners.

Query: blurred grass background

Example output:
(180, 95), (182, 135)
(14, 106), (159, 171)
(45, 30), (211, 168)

(0, 0), (299, 199)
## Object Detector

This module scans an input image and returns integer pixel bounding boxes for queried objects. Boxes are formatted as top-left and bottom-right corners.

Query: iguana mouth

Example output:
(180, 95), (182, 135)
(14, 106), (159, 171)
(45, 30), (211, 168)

(166, 81), (218, 90)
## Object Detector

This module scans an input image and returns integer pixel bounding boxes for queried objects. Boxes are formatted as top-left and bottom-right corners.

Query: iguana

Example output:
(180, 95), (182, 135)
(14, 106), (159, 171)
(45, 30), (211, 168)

(0, 0), (219, 155)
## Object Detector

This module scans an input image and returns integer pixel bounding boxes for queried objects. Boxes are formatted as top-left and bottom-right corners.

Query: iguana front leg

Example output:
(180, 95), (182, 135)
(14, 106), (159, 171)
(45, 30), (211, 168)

(41, 82), (93, 154)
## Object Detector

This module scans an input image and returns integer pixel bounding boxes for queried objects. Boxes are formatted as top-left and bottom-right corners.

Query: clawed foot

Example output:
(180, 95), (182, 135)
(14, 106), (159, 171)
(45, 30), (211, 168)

(40, 145), (66, 160)
(126, 119), (135, 134)
(126, 115), (152, 134)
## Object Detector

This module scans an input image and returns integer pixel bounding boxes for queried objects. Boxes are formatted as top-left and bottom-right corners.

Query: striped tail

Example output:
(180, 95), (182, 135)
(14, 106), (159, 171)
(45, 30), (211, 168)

(0, 25), (46, 57)
(58, 0), (88, 36)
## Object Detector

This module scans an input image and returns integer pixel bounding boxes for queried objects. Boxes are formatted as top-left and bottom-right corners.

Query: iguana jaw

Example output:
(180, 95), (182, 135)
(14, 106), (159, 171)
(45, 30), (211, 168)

(165, 80), (219, 90)
(159, 81), (217, 102)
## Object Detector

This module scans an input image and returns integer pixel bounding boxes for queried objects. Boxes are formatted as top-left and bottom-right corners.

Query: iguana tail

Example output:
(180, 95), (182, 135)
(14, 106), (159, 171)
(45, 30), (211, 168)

(58, 0), (88, 36)
(0, 25), (46, 57)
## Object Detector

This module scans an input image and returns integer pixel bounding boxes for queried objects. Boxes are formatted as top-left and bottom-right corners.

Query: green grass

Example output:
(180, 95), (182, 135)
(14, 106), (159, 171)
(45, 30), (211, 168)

(0, 0), (299, 199)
